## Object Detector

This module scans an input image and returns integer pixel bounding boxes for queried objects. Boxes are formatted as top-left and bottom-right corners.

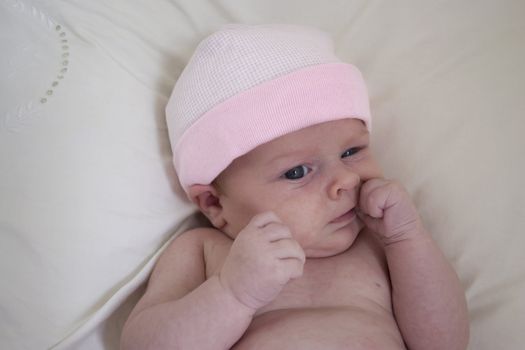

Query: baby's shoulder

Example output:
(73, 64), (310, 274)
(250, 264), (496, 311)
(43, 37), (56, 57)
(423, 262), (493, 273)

(131, 227), (229, 316)
(175, 226), (229, 245)
(163, 226), (230, 257)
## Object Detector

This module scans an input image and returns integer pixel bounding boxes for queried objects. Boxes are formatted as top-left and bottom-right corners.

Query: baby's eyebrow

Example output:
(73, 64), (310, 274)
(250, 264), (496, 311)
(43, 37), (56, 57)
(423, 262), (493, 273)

(266, 150), (311, 166)
(263, 128), (369, 166)
(337, 128), (369, 146)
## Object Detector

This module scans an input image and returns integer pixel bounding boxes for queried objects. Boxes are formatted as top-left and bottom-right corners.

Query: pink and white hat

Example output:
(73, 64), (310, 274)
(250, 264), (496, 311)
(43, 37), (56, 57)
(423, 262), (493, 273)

(166, 24), (371, 195)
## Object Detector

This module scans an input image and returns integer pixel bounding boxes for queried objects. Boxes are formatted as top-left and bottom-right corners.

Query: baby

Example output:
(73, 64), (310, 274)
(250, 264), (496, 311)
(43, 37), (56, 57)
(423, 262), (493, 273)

(121, 24), (469, 350)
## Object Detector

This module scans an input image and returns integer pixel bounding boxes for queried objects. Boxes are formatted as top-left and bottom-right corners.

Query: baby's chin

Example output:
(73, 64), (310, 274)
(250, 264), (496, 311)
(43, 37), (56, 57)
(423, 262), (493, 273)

(304, 221), (364, 258)
(356, 217), (366, 234)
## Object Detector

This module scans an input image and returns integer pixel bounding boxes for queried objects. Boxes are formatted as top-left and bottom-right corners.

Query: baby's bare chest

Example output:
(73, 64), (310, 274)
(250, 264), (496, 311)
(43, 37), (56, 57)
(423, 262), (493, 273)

(261, 247), (391, 315)
(205, 233), (405, 349)
(205, 232), (392, 313)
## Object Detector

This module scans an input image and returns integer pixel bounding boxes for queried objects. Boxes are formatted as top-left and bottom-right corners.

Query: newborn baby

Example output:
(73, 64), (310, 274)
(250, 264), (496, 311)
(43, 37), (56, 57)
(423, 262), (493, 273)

(121, 24), (469, 350)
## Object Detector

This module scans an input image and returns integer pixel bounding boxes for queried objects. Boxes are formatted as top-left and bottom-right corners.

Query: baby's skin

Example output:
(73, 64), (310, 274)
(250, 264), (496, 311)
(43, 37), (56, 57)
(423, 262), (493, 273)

(200, 219), (403, 349)
(121, 119), (469, 350)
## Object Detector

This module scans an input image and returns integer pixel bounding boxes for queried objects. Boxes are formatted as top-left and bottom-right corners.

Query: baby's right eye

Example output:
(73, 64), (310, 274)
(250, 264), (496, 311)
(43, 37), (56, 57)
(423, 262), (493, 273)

(283, 165), (310, 180)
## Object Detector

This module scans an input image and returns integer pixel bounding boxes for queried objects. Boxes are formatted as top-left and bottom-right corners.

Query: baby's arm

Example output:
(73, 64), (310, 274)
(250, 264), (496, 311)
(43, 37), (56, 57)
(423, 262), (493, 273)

(120, 228), (253, 350)
(121, 212), (304, 350)
(357, 179), (469, 350)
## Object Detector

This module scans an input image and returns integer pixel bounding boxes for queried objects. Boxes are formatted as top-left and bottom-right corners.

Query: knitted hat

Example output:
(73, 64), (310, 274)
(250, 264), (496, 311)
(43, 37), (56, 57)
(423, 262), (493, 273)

(166, 24), (371, 195)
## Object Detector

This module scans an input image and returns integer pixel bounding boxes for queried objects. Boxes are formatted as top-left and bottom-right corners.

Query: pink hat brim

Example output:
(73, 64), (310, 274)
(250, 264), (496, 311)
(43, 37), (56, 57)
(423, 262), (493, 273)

(173, 62), (371, 194)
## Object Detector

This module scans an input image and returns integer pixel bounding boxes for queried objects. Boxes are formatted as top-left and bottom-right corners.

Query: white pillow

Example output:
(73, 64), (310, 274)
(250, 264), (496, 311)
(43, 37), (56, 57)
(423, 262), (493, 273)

(0, 1), (199, 348)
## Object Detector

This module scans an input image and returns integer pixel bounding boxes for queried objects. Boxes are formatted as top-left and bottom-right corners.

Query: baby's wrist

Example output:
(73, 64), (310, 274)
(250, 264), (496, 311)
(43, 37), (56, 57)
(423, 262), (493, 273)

(215, 274), (258, 316)
(380, 220), (426, 247)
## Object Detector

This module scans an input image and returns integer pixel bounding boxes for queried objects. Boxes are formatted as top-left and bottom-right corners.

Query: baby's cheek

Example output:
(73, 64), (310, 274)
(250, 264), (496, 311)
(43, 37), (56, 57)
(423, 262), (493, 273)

(357, 158), (383, 181)
(227, 200), (267, 234)
(272, 198), (321, 240)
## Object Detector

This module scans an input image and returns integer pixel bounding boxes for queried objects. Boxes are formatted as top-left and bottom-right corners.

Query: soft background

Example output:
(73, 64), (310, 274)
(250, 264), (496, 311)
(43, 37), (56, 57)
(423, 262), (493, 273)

(1, 0), (524, 349)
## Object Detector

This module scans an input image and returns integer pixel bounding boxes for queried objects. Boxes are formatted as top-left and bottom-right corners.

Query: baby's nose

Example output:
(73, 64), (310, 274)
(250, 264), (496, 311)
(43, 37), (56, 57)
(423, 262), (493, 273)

(327, 165), (360, 200)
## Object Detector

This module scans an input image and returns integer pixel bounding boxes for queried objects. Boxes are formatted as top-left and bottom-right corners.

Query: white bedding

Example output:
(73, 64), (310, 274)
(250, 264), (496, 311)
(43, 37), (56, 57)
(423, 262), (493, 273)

(1, 0), (524, 349)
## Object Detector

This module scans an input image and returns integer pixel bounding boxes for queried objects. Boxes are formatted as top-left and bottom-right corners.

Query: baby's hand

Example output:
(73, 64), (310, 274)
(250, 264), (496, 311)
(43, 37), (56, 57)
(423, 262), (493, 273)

(219, 212), (305, 311)
(356, 178), (423, 245)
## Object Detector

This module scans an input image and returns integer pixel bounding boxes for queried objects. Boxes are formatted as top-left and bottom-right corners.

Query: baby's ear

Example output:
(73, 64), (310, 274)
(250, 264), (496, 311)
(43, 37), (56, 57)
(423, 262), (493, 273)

(188, 184), (226, 229)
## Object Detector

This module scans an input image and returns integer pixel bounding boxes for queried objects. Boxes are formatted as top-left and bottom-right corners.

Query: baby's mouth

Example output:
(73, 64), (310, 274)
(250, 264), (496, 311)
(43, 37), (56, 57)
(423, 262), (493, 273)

(330, 208), (356, 224)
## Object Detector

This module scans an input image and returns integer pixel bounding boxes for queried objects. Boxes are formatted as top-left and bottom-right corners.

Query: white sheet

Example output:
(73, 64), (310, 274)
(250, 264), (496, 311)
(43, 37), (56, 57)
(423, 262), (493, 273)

(1, 0), (524, 349)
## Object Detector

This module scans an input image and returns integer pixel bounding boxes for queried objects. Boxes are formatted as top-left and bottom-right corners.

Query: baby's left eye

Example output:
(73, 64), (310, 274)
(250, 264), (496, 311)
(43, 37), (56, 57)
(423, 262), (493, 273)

(341, 147), (361, 158)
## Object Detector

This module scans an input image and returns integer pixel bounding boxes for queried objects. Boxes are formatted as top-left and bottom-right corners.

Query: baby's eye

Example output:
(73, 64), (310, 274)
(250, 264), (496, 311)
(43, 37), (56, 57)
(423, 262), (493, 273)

(341, 147), (361, 158)
(283, 165), (310, 180)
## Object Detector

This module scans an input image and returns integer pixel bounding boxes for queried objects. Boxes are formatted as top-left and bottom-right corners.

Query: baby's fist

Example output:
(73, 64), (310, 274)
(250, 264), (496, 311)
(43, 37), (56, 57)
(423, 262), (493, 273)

(356, 179), (422, 245)
(219, 212), (305, 311)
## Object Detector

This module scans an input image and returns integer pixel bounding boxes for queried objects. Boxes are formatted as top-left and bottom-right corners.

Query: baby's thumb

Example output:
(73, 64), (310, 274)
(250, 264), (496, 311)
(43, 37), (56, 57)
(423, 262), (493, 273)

(356, 208), (383, 235)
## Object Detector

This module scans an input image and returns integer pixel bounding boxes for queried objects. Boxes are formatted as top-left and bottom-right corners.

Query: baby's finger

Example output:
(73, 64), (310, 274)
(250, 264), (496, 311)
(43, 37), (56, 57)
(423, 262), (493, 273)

(359, 179), (385, 214)
(262, 222), (293, 242)
(280, 258), (305, 280)
(356, 209), (383, 234)
(249, 211), (282, 228)
(272, 238), (306, 263)
(359, 179), (391, 218)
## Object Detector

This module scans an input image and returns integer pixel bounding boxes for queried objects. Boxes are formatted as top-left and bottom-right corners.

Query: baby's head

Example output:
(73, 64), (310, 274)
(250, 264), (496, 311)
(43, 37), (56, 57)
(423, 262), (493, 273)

(167, 24), (382, 257)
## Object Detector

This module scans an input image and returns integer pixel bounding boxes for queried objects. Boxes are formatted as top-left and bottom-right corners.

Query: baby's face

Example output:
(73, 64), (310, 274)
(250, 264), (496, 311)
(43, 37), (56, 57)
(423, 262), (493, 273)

(214, 118), (382, 257)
